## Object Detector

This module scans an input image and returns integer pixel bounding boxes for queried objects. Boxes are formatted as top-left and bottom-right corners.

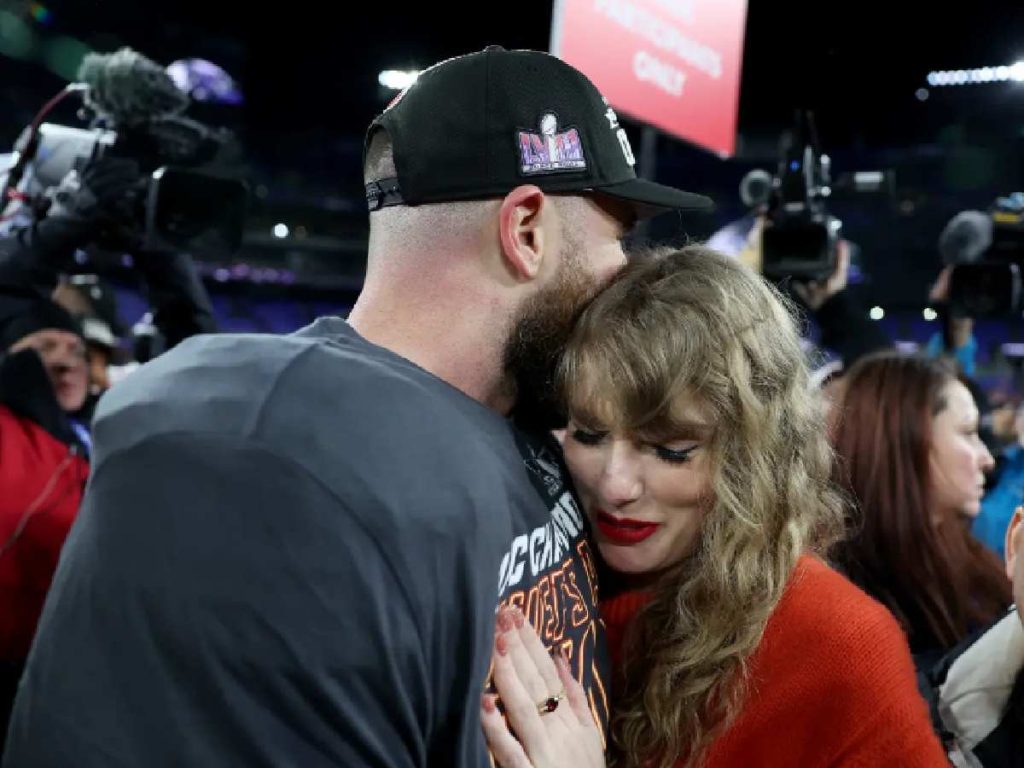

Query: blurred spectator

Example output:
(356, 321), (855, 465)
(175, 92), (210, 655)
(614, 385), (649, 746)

(0, 290), (90, 748)
(831, 353), (1012, 671)
(922, 508), (1023, 766)
(975, 404), (1024, 559)
(52, 275), (124, 400)
(927, 267), (979, 378)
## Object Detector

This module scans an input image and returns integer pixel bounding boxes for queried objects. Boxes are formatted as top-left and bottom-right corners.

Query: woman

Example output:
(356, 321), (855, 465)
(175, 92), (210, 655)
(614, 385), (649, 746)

(830, 353), (1012, 667)
(481, 246), (947, 767)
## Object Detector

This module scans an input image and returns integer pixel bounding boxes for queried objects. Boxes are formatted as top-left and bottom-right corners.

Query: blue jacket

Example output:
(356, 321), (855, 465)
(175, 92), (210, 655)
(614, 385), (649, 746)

(976, 445), (1024, 559)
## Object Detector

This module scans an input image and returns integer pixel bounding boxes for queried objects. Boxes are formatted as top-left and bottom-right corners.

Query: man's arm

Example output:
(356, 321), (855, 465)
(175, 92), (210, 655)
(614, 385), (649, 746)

(132, 250), (217, 348)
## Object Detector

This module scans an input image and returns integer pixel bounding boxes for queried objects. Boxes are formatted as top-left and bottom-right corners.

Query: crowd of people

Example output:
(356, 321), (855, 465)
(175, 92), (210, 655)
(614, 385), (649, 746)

(0, 44), (1021, 768)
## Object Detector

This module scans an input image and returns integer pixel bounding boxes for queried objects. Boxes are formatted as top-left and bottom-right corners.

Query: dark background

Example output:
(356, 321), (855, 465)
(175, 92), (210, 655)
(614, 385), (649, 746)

(1, 0), (1022, 335)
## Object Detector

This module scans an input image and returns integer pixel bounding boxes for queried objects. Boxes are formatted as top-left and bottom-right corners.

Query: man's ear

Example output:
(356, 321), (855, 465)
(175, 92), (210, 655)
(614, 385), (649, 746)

(1006, 506), (1024, 581)
(498, 185), (549, 281)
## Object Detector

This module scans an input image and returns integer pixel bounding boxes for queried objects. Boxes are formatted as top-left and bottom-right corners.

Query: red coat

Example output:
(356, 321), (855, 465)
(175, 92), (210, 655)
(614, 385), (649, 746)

(0, 404), (88, 661)
(601, 556), (949, 767)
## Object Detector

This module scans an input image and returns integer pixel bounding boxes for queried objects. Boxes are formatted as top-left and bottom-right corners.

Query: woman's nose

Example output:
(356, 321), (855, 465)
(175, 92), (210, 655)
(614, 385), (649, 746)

(597, 441), (643, 506)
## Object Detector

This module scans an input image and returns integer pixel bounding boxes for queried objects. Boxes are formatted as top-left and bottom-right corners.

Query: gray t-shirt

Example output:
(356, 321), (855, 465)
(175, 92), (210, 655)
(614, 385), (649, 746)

(4, 318), (609, 768)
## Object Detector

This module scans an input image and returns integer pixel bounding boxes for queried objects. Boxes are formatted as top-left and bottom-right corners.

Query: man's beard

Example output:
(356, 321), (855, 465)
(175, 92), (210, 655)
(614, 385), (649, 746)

(503, 251), (601, 431)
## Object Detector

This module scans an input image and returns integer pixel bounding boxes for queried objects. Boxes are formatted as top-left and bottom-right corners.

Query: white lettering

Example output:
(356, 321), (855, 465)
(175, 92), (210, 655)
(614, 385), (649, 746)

(541, 524), (554, 570)
(551, 505), (577, 538)
(551, 519), (569, 563)
(634, 50), (686, 97)
(507, 534), (528, 587)
(497, 552), (511, 594)
(594, 0), (722, 79)
(651, 0), (695, 25)
(605, 106), (620, 129)
(529, 526), (547, 576)
(558, 493), (584, 530)
(497, 494), (591, 595)
(617, 128), (636, 166)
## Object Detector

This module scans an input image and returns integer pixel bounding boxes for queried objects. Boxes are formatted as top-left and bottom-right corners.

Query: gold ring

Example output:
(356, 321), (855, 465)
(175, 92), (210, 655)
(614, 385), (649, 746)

(538, 689), (566, 715)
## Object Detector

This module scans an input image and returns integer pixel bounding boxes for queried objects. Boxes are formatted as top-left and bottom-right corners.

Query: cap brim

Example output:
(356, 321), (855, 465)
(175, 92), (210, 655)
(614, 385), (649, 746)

(593, 178), (714, 220)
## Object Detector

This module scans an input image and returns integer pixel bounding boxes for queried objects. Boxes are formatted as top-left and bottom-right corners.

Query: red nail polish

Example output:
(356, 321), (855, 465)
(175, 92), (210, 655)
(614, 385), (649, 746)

(512, 608), (525, 629)
(497, 611), (512, 632)
(481, 694), (495, 713)
(496, 635), (508, 656)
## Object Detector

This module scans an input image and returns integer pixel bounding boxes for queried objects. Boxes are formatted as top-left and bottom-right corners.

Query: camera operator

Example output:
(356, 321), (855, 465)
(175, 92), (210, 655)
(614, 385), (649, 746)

(0, 47), (246, 381)
(719, 211), (891, 371)
(717, 118), (892, 375)
(0, 151), (217, 358)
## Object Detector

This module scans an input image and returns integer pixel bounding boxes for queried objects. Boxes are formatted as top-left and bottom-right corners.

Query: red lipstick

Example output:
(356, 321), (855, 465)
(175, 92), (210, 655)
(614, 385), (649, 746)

(595, 510), (660, 545)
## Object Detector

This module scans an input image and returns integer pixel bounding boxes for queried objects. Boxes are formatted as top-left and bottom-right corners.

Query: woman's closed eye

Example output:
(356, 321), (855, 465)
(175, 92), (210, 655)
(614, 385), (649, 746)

(569, 428), (607, 446)
(652, 444), (700, 465)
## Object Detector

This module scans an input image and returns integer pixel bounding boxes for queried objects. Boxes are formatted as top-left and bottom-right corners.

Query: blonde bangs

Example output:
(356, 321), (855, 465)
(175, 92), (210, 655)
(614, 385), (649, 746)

(559, 269), (716, 439)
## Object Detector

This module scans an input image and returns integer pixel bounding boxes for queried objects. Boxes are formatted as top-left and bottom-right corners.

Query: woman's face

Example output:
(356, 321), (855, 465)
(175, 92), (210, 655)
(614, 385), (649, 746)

(562, 400), (714, 584)
(929, 380), (994, 519)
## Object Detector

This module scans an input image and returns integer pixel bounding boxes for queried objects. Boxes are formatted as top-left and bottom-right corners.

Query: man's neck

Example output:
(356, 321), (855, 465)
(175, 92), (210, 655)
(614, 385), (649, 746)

(348, 292), (515, 415)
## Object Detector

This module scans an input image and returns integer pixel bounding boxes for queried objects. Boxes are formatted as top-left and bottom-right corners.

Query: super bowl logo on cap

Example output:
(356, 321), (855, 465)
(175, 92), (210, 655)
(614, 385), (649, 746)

(517, 113), (587, 176)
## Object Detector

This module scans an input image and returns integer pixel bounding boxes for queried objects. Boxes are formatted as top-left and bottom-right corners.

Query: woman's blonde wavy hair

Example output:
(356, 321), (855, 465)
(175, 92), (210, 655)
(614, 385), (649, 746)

(558, 245), (845, 767)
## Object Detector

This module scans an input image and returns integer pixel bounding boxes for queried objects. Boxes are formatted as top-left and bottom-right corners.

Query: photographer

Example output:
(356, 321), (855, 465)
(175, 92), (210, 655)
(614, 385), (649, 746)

(725, 213), (891, 370)
(0, 152), (217, 359)
(0, 47), (245, 378)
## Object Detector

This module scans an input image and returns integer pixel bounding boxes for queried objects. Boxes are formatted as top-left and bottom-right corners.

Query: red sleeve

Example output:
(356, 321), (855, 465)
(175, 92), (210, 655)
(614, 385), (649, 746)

(0, 405), (86, 658)
(832, 599), (949, 767)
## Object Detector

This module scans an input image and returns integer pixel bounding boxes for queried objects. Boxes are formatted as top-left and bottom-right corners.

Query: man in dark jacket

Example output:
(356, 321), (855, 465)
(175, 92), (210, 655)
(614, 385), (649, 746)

(925, 507), (1023, 767)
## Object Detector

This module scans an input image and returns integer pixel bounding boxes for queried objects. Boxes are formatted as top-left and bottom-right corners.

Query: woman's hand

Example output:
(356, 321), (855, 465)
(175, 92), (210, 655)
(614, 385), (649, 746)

(481, 607), (605, 768)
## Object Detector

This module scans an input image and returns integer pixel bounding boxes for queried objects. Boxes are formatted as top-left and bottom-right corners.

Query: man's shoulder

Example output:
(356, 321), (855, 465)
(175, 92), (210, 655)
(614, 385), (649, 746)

(95, 318), (486, 443)
(93, 319), (520, 517)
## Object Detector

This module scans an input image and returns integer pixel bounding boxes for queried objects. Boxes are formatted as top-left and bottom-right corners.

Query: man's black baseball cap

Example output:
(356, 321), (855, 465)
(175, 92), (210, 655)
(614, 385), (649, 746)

(365, 46), (713, 219)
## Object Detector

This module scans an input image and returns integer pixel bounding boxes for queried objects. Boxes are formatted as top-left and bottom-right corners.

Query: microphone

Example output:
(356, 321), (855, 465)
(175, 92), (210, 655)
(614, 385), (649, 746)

(739, 169), (773, 208)
(938, 210), (992, 265)
(76, 48), (188, 127)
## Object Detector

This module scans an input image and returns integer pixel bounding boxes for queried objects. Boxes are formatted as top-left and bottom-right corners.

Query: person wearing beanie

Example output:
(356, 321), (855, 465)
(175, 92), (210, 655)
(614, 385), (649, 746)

(0, 289), (91, 749)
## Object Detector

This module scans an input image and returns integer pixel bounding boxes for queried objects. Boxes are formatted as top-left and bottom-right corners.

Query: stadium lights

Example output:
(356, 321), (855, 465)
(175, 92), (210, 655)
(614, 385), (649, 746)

(926, 61), (1024, 87)
(378, 70), (420, 90)
(869, 306), (885, 321)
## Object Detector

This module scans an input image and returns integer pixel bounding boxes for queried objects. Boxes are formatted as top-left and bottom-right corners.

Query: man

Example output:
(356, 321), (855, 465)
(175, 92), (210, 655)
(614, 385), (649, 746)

(922, 508), (1023, 766)
(0, 293), (90, 748)
(5, 47), (710, 767)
